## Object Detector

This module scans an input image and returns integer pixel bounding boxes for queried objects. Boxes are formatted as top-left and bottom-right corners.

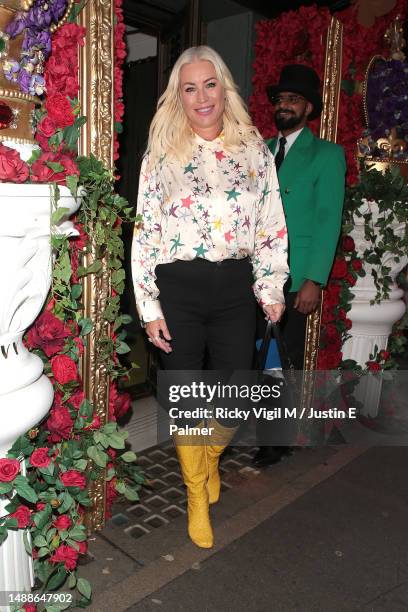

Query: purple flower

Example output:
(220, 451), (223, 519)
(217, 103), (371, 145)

(26, 5), (52, 28)
(17, 69), (32, 93)
(29, 73), (46, 96)
(3, 60), (20, 82)
(50, 0), (68, 23)
(5, 11), (27, 38)
(23, 28), (52, 56)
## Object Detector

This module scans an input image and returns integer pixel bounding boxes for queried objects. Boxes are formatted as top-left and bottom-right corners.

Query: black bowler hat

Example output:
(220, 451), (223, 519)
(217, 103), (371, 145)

(266, 64), (323, 120)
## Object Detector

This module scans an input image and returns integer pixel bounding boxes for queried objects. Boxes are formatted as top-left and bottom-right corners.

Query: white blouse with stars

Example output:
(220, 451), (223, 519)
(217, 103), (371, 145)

(131, 133), (289, 325)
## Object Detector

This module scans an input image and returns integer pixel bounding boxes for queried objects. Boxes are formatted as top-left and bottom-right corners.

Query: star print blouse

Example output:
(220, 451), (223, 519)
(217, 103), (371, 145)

(131, 133), (289, 324)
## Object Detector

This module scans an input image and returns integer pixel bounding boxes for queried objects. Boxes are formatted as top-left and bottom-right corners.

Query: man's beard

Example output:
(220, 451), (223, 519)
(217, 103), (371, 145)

(275, 109), (305, 131)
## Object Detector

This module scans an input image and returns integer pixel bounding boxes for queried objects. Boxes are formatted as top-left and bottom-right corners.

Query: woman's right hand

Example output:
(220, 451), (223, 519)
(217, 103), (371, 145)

(146, 319), (172, 353)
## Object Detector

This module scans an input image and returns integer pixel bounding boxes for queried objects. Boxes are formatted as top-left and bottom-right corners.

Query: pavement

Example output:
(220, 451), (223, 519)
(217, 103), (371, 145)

(78, 446), (408, 612)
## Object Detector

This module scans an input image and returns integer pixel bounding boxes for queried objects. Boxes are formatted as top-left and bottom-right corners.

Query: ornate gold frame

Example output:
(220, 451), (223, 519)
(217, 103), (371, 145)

(78, 0), (114, 533)
(301, 17), (343, 411)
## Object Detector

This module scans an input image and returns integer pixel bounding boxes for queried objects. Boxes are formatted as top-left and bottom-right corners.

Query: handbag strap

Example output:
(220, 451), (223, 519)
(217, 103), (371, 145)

(257, 320), (294, 372)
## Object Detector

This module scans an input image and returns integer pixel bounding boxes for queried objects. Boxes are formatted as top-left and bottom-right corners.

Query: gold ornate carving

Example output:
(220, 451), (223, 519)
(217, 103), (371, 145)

(79, 0), (114, 533)
(303, 16), (343, 377)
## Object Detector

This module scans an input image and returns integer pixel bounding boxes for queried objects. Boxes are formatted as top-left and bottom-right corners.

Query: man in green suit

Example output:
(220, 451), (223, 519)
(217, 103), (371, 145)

(254, 64), (346, 467)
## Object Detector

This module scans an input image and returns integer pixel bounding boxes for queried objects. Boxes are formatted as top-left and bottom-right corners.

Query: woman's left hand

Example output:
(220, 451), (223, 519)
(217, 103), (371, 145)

(263, 303), (285, 323)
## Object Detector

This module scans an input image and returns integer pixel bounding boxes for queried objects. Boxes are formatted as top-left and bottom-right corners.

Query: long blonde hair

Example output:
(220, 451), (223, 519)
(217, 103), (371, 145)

(147, 45), (262, 165)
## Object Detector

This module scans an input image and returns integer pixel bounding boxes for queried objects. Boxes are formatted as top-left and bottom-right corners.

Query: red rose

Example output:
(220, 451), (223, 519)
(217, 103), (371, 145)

(29, 448), (50, 468)
(367, 361), (381, 371)
(51, 354), (78, 384)
(337, 308), (347, 321)
(84, 414), (101, 430)
(53, 515), (72, 530)
(109, 384), (131, 420)
(31, 151), (79, 185)
(351, 259), (363, 271)
(345, 273), (357, 286)
(37, 116), (56, 138)
(325, 323), (339, 342)
(77, 541), (87, 554)
(379, 350), (390, 361)
(325, 351), (342, 369)
(342, 236), (355, 252)
(46, 406), (73, 442)
(45, 93), (75, 129)
(331, 259), (348, 279)
(0, 143), (29, 183)
(66, 389), (85, 411)
(0, 458), (20, 482)
(26, 311), (71, 357)
(345, 318), (352, 330)
(50, 544), (78, 570)
(23, 604), (37, 612)
(60, 469), (86, 489)
(36, 502), (46, 511)
(73, 337), (84, 356)
(10, 505), (31, 528)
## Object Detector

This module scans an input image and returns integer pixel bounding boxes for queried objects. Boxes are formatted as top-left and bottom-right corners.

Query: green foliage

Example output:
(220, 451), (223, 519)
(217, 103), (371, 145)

(343, 163), (408, 304)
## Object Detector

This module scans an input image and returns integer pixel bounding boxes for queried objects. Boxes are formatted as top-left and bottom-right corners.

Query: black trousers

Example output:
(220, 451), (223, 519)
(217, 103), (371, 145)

(155, 258), (257, 427)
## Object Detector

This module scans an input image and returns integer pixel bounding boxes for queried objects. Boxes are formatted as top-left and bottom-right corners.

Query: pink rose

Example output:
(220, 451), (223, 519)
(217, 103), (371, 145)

(60, 470), (86, 489)
(50, 354), (78, 385)
(10, 505), (31, 528)
(53, 515), (72, 531)
(29, 448), (51, 468)
(0, 458), (20, 482)
(50, 544), (78, 570)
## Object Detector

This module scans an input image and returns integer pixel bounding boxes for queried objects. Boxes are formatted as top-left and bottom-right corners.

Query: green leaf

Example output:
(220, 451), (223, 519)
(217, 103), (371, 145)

(23, 530), (32, 554)
(87, 445), (108, 468)
(77, 577), (92, 600)
(46, 567), (67, 591)
(77, 260), (103, 277)
(68, 572), (77, 588)
(0, 482), (13, 494)
(102, 422), (117, 434)
(51, 207), (71, 225)
(13, 475), (38, 503)
(68, 0), (85, 22)
(115, 340), (131, 355)
(123, 485), (140, 501)
(78, 318), (93, 336)
(71, 284), (83, 299)
(66, 174), (79, 197)
(62, 124), (80, 150)
(120, 451), (137, 463)
(34, 505), (52, 529)
(106, 432), (126, 449)
(34, 535), (48, 548)
(47, 161), (65, 172)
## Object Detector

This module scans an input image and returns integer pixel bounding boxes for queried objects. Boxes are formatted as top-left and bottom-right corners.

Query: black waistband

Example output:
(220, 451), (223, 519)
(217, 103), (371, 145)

(175, 257), (249, 267)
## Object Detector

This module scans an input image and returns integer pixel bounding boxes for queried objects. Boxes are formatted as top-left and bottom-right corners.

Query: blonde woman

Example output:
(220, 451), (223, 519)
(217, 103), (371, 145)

(132, 46), (288, 549)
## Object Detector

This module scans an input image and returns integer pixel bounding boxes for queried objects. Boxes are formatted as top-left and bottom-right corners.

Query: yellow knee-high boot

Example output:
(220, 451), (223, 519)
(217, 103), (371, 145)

(173, 429), (213, 548)
(206, 420), (238, 504)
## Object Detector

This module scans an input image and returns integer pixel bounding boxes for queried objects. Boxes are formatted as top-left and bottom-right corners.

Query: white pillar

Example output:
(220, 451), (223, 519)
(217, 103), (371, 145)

(0, 184), (80, 609)
(342, 199), (407, 365)
(342, 199), (407, 418)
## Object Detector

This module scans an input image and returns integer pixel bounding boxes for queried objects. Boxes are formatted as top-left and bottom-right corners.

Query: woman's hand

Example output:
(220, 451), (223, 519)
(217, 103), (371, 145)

(146, 319), (172, 353)
(263, 303), (285, 323)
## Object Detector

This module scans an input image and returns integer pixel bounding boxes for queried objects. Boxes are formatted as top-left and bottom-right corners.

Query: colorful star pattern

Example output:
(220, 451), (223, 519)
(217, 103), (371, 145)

(131, 133), (289, 324)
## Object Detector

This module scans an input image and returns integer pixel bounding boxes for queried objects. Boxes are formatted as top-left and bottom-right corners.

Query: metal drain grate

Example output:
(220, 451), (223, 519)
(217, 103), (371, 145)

(108, 443), (259, 538)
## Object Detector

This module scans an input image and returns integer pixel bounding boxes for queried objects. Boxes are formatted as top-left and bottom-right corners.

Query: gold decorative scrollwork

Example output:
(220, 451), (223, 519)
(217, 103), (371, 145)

(78, 0), (114, 533)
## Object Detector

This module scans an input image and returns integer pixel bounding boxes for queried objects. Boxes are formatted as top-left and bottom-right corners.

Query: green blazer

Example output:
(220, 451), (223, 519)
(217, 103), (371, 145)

(267, 127), (346, 292)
